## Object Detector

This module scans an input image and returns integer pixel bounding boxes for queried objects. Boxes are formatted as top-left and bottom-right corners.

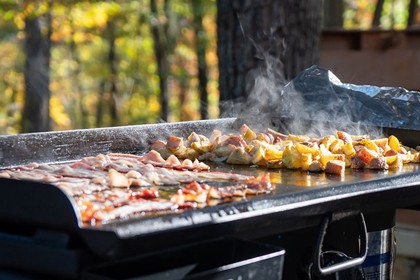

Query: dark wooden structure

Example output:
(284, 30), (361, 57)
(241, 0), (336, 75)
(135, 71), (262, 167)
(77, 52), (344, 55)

(320, 30), (420, 92)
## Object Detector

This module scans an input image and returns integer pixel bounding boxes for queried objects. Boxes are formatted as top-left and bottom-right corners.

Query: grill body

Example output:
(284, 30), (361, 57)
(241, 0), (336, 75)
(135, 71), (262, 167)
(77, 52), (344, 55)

(0, 118), (418, 279)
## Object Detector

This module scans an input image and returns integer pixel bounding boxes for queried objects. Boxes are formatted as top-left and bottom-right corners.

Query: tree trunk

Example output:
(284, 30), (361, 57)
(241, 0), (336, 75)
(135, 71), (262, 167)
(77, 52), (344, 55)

(178, 68), (190, 121)
(217, 0), (322, 116)
(22, 6), (52, 133)
(372, 0), (385, 27)
(407, 0), (418, 27)
(96, 80), (106, 127)
(192, 0), (209, 120)
(322, 0), (344, 28)
(150, 0), (170, 121)
(107, 19), (119, 127)
(70, 14), (87, 129)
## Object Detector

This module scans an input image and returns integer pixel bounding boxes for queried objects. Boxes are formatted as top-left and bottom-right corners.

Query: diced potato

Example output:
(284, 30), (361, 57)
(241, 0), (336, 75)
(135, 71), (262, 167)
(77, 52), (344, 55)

(250, 140), (273, 152)
(190, 141), (212, 154)
(319, 144), (332, 156)
(368, 157), (388, 170)
(276, 140), (293, 150)
(351, 156), (366, 169)
(150, 140), (166, 151)
(336, 131), (353, 144)
(156, 147), (172, 160)
(257, 133), (273, 143)
(357, 147), (378, 164)
(382, 145), (392, 155)
(214, 145), (235, 157)
(320, 154), (345, 167)
(266, 128), (288, 141)
(243, 128), (257, 142)
(166, 136), (184, 152)
(359, 139), (380, 153)
(287, 134), (310, 143)
(388, 154), (403, 169)
(226, 147), (252, 165)
(175, 147), (201, 160)
(325, 160), (345, 175)
(384, 155), (398, 165)
(372, 138), (388, 149)
(186, 132), (201, 147)
(342, 142), (356, 157)
(301, 153), (313, 171)
(239, 124), (250, 134)
(252, 147), (265, 165)
(245, 145), (254, 154)
(350, 134), (368, 141)
(296, 143), (319, 157)
(384, 149), (398, 157)
(209, 130), (222, 144)
(282, 145), (302, 169)
(249, 140), (263, 149)
(344, 157), (351, 167)
(388, 135), (401, 152)
(329, 139), (344, 154)
(353, 144), (365, 153)
(263, 147), (284, 162)
(321, 135), (336, 149)
(308, 161), (323, 172)
(220, 135), (247, 148)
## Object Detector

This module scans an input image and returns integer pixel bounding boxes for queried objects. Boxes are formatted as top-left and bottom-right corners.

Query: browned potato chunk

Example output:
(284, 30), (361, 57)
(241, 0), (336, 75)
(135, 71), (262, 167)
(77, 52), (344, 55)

(336, 131), (353, 144)
(357, 147), (378, 165)
(308, 161), (323, 172)
(226, 147), (252, 165)
(350, 156), (366, 169)
(325, 160), (345, 176)
(368, 157), (388, 170)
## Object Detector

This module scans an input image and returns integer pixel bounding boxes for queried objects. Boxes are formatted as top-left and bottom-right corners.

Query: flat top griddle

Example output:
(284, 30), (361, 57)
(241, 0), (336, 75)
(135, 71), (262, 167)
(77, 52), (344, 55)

(96, 163), (419, 236)
(0, 118), (419, 258)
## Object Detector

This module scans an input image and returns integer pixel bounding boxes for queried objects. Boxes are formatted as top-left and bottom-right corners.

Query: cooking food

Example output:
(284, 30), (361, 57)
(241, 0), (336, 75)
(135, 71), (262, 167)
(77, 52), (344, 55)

(0, 150), (272, 225)
(151, 124), (419, 175)
(0, 123), (418, 225)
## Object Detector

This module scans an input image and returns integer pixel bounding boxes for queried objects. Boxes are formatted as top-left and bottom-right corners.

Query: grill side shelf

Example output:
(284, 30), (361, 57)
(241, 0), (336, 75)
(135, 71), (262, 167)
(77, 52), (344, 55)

(0, 178), (81, 231)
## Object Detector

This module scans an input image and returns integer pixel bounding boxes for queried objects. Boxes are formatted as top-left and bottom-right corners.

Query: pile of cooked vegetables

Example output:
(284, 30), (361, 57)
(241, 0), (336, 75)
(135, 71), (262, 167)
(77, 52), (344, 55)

(151, 124), (419, 176)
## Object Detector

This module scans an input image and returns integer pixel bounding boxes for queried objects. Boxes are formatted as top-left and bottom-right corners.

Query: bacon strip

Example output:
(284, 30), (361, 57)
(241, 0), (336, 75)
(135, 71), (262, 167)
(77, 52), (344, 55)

(1, 150), (271, 225)
(109, 151), (210, 171)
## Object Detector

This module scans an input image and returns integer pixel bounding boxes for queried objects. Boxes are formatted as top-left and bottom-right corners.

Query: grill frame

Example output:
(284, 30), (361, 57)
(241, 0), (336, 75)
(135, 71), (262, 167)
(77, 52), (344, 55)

(0, 118), (419, 278)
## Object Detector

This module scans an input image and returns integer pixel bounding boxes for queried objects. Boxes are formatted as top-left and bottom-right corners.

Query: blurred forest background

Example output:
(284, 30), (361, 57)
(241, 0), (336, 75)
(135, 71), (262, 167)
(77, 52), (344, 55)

(0, 0), (419, 134)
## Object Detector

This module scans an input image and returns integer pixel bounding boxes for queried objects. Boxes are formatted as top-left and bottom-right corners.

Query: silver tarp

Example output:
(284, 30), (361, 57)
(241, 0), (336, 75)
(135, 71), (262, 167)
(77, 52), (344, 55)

(279, 66), (420, 131)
